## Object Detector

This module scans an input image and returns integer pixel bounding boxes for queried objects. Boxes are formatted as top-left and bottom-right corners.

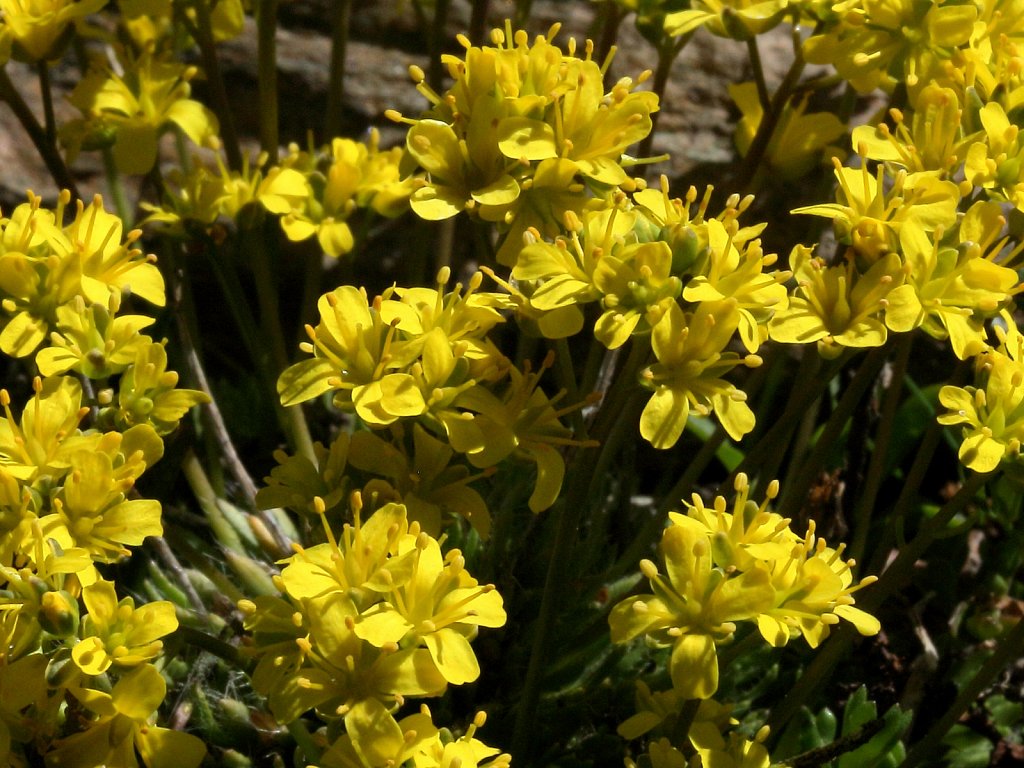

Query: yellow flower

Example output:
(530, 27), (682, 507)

(609, 517), (775, 699)
(45, 449), (162, 563)
(939, 318), (1024, 472)
(71, 579), (178, 675)
(63, 51), (219, 174)
(354, 531), (505, 685)
(0, 0), (106, 62)
(278, 285), (424, 425)
(441, 355), (591, 512)
(850, 83), (966, 176)
(280, 131), (414, 257)
(794, 160), (960, 265)
(768, 246), (902, 357)
(640, 299), (759, 448)
(108, 341), (210, 435)
(45, 664), (205, 768)
(965, 101), (1024, 210)
(665, 0), (788, 41)
(36, 294), (154, 378)
(0, 376), (94, 483)
(391, 22), (657, 264)
(885, 210), (1018, 359)
(803, 0), (977, 93)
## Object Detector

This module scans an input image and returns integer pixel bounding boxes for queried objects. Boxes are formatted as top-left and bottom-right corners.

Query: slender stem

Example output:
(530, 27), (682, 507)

(594, 0), (623, 68)
(186, 0), (243, 170)
(256, 0), (280, 163)
(746, 37), (772, 118)
(182, 449), (247, 554)
(513, 0), (532, 29)
(37, 61), (56, 148)
(468, 0), (490, 44)
(150, 537), (209, 617)
(902, 617), (1024, 768)
(510, 446), (592, 761)
(250, 219), (317, 462)
(0, 68), (79, 197)
(729, 349), (825, 485)
(735, 24), (812, 191)
(849, 334), (912, 565)
(288, 720), (323, 764)
(427, 0), (451, 92)
(161, 237), (295, 554)
(668, 699), (702, 757)
(324, 0), (352, 139)
(777, 345), (888, 518)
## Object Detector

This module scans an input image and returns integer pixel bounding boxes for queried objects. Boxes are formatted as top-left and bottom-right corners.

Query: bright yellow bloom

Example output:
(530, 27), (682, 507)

(36, 295), (154, 378)
(939, 317), (1024, 472)
(794, 160), (960, 265)
(45, 664), (205, 768)
(609, 517), (775, 699)
(640, 299), (759, 448)
(280, 131), (414, 257)
(665, 0), (787, 40)
(354, 532), (505, 685)
(71, 579), (177, 675)
(885, 211), (1018, 359)
(63, 51), (219, 174)
(392, 22), (657, 265)
(851, 83), (966, 176)
(769, 246), (902, 357)
(803, 0), (977, 93)
(0, 0), (105, 62)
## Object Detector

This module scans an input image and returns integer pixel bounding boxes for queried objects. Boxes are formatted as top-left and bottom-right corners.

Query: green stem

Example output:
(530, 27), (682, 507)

(102, 145), (132, 226)
(288, 720), (323, 764)
(510, 447), (593, 762)
(849, 334), (912, 565)
(427, 0), (451, 92)
(594, 0), (623, 68)
(186, 0), (243, 170)
(729, 348), (825, 485)
(182, 449), (246, 554)
(668, 699), (702, 757)
(0, 67), (79, 197)
(324, 0), (352, 139)
(902, 617), (1024, 768)
(777, 345), (889, 518)
(766, 471), (991, 737)
(256, 0), (280, 163)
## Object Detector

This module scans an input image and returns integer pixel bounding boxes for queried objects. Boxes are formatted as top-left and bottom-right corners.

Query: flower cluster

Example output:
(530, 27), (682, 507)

(148, 130), (413, 257)
(387, 21), (658, 264)
(275, 268), (590, 513)
(610, 475), (879, 700)
(610, 475), (878, 765)
(240, 494), (508, 767)
(0, 187), (208, 765)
